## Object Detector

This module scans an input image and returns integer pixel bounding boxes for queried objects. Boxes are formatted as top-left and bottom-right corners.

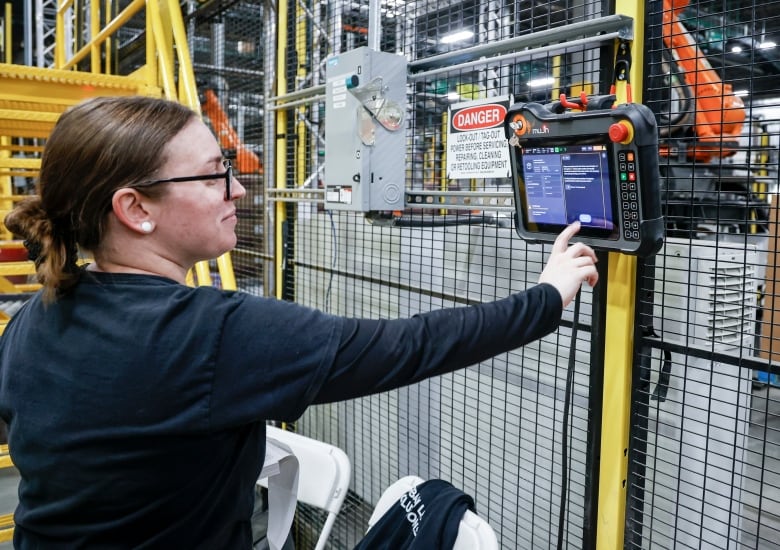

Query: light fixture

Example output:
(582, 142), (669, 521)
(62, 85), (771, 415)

(731, 45), (743, 54)
(759, 41), (777, 49)
(237, 41), (254, 54)
(733, 89), (749, 97)
(447, 91), (460, 101)
(528, 76), (555, 88)
(440, 30), (474, 44)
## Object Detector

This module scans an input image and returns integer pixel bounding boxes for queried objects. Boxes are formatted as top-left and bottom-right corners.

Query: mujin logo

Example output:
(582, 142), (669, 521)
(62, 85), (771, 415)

(531, 124), (551, 135)
(453, 104), (507, 131)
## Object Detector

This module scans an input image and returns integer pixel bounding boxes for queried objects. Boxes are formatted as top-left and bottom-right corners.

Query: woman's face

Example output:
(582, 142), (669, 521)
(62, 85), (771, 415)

(149, 118), (246, 266)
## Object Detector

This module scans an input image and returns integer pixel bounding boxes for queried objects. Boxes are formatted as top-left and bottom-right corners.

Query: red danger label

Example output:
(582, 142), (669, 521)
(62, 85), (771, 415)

(452, 104), (507, 131)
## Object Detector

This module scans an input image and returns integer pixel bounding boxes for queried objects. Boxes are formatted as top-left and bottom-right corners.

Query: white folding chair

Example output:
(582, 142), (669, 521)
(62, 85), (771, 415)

(258, 426), (351, 550)
(367, 475), (499, 550)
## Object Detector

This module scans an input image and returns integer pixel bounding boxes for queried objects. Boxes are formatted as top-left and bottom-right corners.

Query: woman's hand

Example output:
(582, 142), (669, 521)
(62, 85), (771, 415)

(538, 222), (599, 307)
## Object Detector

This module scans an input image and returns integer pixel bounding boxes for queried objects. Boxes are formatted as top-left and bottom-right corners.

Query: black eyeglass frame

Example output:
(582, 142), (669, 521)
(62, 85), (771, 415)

(132, 160), (233, 200)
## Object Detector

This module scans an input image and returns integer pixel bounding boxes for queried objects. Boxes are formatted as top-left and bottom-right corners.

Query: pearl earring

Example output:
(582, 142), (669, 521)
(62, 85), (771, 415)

(140, 221), (153, 233)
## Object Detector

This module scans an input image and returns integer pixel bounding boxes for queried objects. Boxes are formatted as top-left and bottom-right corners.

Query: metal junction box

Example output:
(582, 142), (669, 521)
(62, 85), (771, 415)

(324, 47), (407, 212)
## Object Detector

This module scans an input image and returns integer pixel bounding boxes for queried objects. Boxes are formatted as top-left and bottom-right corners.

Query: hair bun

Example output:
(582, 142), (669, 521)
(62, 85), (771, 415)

(22, 239), (43, 262)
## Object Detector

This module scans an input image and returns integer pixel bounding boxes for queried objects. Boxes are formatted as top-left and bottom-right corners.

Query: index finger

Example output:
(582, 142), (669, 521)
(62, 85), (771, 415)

(553, 221), (581, 252)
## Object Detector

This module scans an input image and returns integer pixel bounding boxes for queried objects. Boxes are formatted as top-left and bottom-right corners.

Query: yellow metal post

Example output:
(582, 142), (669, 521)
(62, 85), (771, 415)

(145, 0), (177, 102)
(90, 1), (100, 73)
(161, 0), (200, 112)
(551, 55), (561, 100)
(104, 0), (112, 73)
(441, 112), (447, 214)
(54, 0), (69, 68)
(4, 2), (11, 63)
(597, 253), (637, 550)
(274, 0), (289, 299)
(295, 2), (307, 196)
(596, 1), (645, 548)
(0, 137), (10, 240)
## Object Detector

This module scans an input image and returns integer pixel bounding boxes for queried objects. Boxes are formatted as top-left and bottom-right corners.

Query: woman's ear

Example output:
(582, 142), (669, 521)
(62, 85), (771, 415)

(111, 188), (155, 234)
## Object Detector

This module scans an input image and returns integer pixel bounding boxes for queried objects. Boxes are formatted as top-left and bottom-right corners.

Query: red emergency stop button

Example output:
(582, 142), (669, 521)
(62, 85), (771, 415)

(609, 121), (634, 144)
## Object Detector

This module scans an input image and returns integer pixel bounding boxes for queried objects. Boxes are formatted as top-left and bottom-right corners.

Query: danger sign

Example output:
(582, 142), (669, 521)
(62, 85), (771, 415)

(447, 96), (512, 180)
(452, 104), (506, 131)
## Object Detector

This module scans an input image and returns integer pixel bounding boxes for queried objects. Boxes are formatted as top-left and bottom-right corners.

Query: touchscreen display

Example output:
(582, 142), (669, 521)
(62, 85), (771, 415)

(516, 143), (618, 238)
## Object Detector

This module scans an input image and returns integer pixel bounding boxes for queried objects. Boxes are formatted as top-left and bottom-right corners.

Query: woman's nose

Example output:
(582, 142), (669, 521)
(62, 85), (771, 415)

(231, 175), (247, 200)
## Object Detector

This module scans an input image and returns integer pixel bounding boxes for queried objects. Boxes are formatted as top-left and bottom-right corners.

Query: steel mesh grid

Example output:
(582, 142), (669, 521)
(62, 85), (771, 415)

(292, 210), (597, 550)
(633, 0), (780, 548)
(196, 0), (607, 548)
(186, 1), (267, 293)
(186, 0), (676, 549)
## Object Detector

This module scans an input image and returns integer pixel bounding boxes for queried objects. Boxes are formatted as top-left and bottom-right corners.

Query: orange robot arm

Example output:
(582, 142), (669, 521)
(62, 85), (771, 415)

(662, 0), (745, 160)
(202, 89), (263, 174)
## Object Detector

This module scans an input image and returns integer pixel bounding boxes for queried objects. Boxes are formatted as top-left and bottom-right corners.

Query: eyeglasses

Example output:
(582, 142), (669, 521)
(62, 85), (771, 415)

(132, 160), (234, 200)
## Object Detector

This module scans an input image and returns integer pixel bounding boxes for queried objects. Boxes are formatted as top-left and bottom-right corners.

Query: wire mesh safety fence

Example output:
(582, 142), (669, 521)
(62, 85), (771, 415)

(185, 0), (780, 548)
(241, 0), (608, 548)
(632, 0), (780, 549)
(184, 0), (268, 292)
(292, 214), (598, 548)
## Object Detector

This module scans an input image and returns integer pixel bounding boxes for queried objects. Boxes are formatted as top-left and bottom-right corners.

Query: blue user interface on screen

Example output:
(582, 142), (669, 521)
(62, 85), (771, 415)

(519, 144), (615, 231)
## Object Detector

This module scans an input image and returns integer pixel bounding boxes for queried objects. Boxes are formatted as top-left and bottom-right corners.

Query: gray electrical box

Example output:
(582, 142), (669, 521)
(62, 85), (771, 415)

(324, 47), (407, 212)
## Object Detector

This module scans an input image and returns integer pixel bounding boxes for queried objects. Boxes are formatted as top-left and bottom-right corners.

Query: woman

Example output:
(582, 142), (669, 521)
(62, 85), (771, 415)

(0, 96), (597, 548)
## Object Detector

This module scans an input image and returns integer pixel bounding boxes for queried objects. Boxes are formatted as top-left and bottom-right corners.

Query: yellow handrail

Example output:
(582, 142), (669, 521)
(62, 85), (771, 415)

(0, 512), (13, 543)
(4, 3), (11, 64)
(56, 0), (146, 71)
(164, 0), (200, 112)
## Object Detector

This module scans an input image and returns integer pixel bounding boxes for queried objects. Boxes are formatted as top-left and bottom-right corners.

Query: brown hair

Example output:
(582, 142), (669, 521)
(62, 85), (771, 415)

(4, 96), (196, 303)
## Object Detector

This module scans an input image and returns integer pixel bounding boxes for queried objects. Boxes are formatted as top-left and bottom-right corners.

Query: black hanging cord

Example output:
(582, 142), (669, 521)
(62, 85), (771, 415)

(557, 288), (582, 550)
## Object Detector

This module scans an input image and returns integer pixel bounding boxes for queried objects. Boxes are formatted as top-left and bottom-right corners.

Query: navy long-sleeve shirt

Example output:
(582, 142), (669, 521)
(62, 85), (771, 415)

(0, 271), (562, 548)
